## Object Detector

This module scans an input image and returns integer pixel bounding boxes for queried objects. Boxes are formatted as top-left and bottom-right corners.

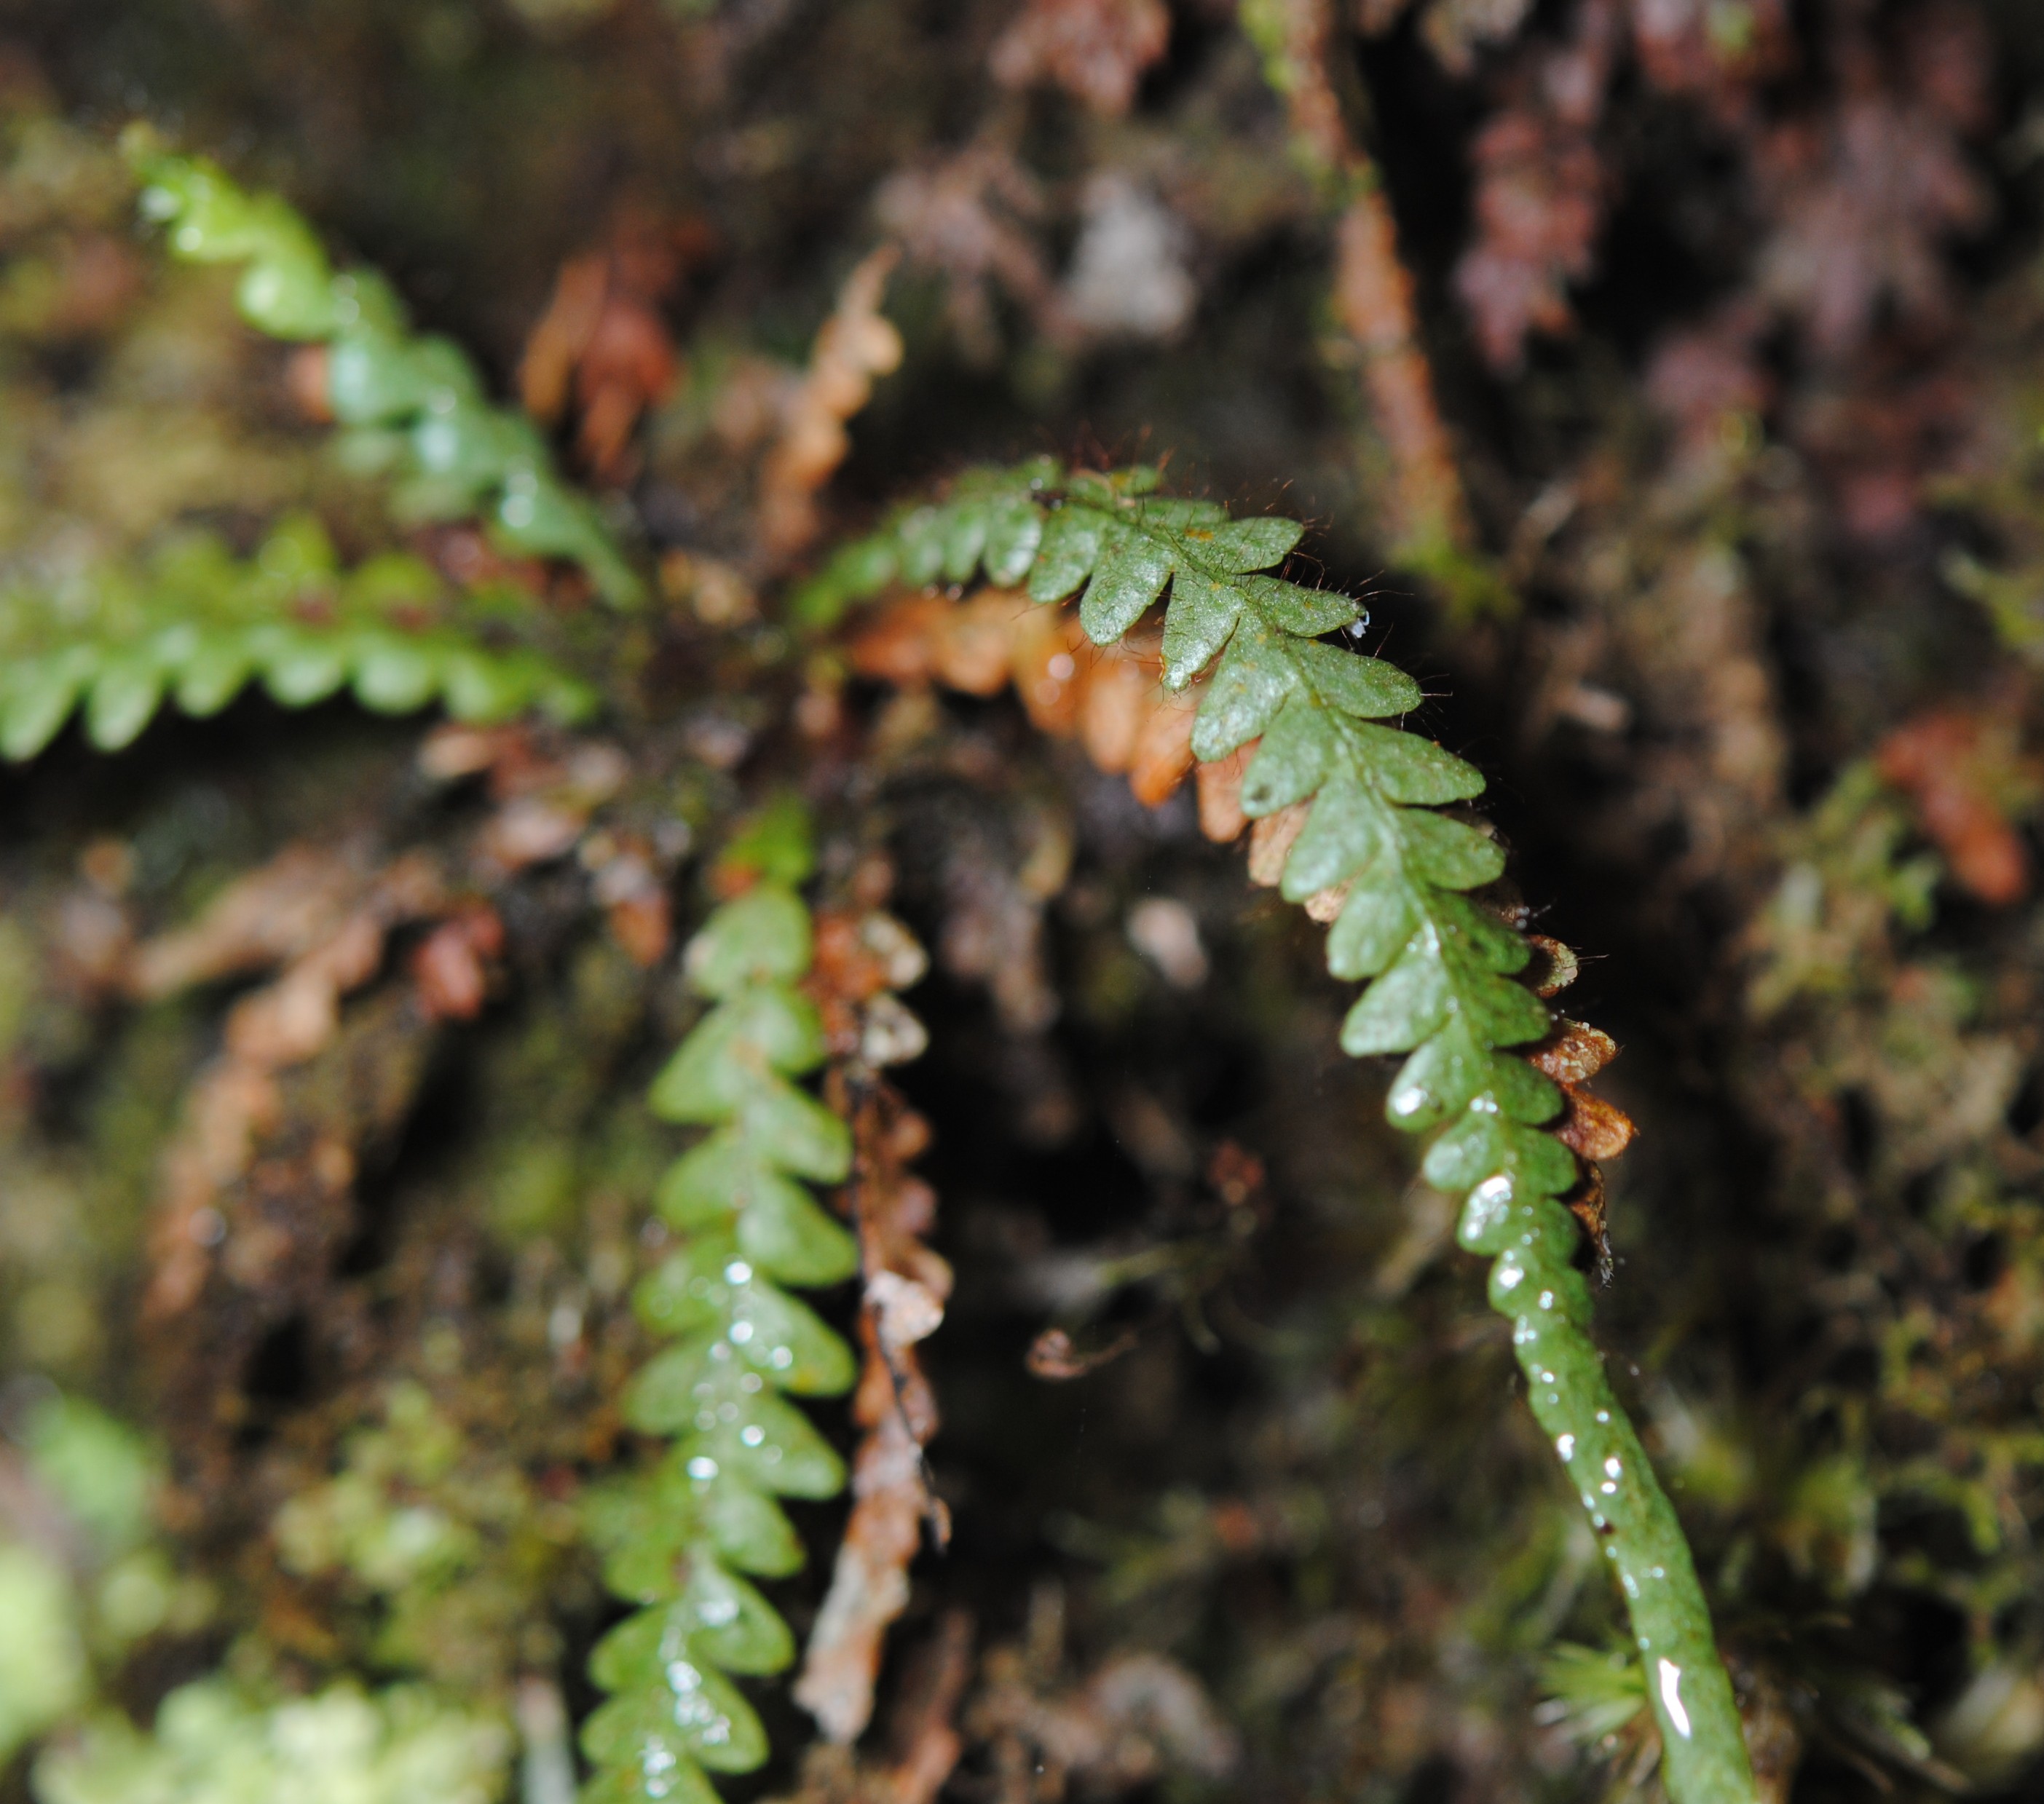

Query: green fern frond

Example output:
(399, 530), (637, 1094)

(122, 138), (643, 609)
(34, 1680), (511, 1804)
(799, 464), (1759, 1804)
(583, 803), (861, 1804)
(0, 515), (595, 761)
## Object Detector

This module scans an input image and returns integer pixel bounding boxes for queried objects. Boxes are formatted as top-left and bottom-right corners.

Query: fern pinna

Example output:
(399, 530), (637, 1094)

(0, 516), (592, 761)
(125, 141), (642, 609)
(804, 462), (1759, 1804)
(583, 804), (867, 1804)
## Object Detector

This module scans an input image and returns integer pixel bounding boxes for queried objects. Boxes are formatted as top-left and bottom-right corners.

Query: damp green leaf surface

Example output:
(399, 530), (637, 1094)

(794, 465), (1758, 1804)
(0, 520), (594, 760)
(585, 807), (865, 1804)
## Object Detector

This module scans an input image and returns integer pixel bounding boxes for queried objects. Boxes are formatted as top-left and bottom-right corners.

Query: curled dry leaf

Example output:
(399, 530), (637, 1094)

(1554, 1088), (1635, 1162)
(1527, 1018), (1617, 1085)
(1025, 1324), (1139, 1380)
(1194, 744), (1252, 843)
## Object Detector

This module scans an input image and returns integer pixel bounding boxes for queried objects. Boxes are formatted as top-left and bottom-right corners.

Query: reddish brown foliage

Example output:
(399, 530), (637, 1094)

(519, 206), (701, 480)
(989, 0), (1171, 116)
(1528, 1017), (1634, 1264)
(1453, 0), (1617, 373)
(796, 1079), (951, 1744)
(848, 587), (1218, 824)
(132, 845), (455, 1322)
(1876, 710), (2032, 906)
(409, 904), (506, 1021)
(1750, 11), (1991, 361)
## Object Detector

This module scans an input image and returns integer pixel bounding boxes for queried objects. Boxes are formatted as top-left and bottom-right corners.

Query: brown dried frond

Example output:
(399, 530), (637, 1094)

(136, 844), (457, 1324)
(988, 0), (1171, 117)
(848, 586), (1233, 838)
(758, 247), (904, 565)
(409, 903), (507, 1021)
(774, 1613), (976, 1804)
(138, 727), (650, 1340)
(797, 890), (947, 1747)
(1528, 1015), (1633, 1270)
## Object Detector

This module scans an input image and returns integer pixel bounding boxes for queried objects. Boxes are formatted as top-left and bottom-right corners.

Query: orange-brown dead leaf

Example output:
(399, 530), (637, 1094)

(137, 847), (453, 1321)
(1555, 1087), (1635, 1163)
(1078, 643), (1153, 772)
(1876, 708), (2034, 906)
(936, 589), (1027, 695)
(1127, 682), (1198, 807)
(1247, 802), (1311, 887)
(1195, 744), (1253, 843)
(410, 905), (506, 1021)
(1528, 1018), (1617, 1085)
(519, 207), (695, 481)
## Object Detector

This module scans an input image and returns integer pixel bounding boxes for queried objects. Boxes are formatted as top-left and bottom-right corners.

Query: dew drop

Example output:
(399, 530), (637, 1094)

(1657, 1659), (1692, 1738)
